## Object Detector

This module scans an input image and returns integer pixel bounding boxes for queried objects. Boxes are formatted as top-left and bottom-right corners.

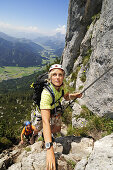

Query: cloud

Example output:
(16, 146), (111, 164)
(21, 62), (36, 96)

(0, 21), (39, 33)
(0, 21), (66, 37)
(55, 25), (66, 34)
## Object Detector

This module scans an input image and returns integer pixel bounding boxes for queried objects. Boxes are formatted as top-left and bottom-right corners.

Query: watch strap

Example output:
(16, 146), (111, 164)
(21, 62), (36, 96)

(45, 142), (53, 149)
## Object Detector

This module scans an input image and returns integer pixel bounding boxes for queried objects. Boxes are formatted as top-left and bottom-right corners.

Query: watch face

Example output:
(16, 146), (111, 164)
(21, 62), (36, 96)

(46, 143), (50, 149)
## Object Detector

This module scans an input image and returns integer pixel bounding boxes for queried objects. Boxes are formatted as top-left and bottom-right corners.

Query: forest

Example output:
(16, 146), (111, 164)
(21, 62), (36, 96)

(0, 70), (45, 152)
(0, 60), (60, 153)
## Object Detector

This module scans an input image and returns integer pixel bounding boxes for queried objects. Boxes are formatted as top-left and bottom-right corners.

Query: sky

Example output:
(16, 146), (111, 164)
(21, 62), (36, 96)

(0, 0), (69, 37)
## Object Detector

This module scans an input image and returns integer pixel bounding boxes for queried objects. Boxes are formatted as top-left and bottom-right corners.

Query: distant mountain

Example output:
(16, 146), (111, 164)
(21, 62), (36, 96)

(0, 32), (65, 67)
(33, 33), (65, 50)
(54, 48), (64, 56)
(0, 37), (44, 67)
(0, 31), (65, 50)
(0, 32), (44, 52)
(0, 32), (17, 42)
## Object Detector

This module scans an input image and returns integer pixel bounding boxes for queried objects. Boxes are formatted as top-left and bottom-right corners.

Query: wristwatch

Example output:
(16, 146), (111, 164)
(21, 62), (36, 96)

(45, 142), (53, 149)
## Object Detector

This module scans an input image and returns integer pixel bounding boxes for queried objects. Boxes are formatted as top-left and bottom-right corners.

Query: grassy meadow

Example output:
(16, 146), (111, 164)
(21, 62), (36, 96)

(0, 66), (41, 82)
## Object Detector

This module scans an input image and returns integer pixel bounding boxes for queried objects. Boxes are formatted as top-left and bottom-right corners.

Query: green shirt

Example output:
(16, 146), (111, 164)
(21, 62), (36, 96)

(40, 83), (68, 110)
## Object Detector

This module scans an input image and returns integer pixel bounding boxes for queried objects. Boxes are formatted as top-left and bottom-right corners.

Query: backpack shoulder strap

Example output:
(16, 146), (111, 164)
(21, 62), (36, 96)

(44, 84), (64, 107)
(51, 90), (64, 106)
(62, 89), (64, 97)
(30, 125), (33, 132)
(51, 89), (64, 106)
(44, 85), (55, 106)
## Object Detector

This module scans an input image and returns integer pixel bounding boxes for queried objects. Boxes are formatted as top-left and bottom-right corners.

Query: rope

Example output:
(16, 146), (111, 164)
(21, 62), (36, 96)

(63, 65), (113, 111)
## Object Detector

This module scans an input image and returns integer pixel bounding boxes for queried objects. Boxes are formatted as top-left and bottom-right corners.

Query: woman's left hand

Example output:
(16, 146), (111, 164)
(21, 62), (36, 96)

(68, 92), (82, 100)
(75, 92), (82, 98)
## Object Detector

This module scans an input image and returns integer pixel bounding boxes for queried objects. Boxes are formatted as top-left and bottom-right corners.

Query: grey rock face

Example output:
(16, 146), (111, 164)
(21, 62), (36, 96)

(0, 137), (94, 170)
(62, 0), (102, 75)
(63, 0), (113, 118)
(75, 133), (113, 170)
(82, 0), (113, 116)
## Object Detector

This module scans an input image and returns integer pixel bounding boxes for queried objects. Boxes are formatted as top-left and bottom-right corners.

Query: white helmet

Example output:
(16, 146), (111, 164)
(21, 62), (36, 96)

(49, 64), (65, 72)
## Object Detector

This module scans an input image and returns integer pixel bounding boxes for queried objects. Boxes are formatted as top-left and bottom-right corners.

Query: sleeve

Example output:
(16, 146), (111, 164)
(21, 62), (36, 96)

(40, 89), (52, 110)
(21, 127), (25, 135)
(31, 125), (36, 130)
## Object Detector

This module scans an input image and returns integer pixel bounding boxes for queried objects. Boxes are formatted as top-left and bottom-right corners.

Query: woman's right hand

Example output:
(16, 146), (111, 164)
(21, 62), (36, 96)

(20, 139), (24, 144)
(46, 147), (56, 170)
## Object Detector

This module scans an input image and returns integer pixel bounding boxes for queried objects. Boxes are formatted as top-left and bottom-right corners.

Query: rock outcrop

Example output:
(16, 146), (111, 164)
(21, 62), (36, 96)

(81, 0), (113, 117)
(62, 0), (113, 118)
(75, 133), (113, 170)
(1, 133), (113, 170)
(0, 136), (94, 170)
(62, 0), (102, 75)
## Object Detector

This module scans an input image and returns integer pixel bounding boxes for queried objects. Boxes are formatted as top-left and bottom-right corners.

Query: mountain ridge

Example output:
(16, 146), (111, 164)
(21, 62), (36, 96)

(0, 32), (65, 67)
(0, 37), (43, 67)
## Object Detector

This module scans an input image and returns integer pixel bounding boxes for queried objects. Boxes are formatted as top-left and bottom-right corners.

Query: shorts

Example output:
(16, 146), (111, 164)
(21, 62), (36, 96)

(50, 114), (61, 127)
(50, 114), (62, 134)
(25, 133), (32, 140)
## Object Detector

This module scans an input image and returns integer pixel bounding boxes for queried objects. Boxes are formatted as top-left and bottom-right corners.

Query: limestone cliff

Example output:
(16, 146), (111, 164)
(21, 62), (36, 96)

(62, 0), (113, 118)
(62, 0), (102, 74)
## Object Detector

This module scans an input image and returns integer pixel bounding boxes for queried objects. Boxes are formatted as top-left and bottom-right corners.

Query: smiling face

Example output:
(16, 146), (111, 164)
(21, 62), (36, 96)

(50, 69), (64, 87)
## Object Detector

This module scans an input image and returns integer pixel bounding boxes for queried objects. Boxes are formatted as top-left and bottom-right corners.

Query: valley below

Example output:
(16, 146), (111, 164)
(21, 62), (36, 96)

(0, 66), (40, 82)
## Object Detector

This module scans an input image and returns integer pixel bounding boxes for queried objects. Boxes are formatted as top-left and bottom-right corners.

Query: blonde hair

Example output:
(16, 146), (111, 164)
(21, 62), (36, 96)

(48, 69), (65, 82)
